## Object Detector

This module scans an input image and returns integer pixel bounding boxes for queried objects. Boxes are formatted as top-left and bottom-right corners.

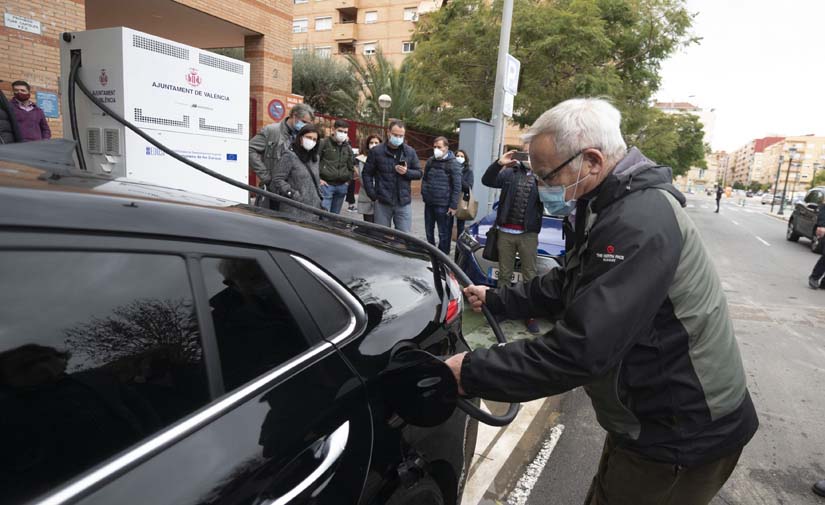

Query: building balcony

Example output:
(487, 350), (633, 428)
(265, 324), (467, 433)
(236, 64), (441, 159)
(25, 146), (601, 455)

(333, 0), (359, 10)
(333, 22), (358, 42)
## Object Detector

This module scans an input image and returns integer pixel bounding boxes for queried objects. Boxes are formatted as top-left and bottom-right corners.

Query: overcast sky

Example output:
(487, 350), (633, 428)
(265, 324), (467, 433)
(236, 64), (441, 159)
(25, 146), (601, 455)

(655, 0), (825, 152)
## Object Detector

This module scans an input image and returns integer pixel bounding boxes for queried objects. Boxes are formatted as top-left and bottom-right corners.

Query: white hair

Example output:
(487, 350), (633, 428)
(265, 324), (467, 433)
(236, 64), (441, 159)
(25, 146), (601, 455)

(522, 98), (627, 164)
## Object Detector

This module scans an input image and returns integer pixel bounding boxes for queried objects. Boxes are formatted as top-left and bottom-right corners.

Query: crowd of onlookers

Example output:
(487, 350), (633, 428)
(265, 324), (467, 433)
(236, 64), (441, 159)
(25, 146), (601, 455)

(248, 103), (475, 259)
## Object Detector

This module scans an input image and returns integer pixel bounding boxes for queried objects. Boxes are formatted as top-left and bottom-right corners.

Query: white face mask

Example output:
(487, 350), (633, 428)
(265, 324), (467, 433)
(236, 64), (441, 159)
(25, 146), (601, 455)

(335, 131), (348, 143)
(433, 148), (445, 159)
(456, 156), (465, 165)
(301, 138), (317, 151)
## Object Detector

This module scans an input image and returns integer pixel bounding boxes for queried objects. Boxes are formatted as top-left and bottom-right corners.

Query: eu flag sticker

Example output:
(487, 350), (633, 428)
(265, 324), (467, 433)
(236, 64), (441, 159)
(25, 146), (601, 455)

(226, 153), (238, 161)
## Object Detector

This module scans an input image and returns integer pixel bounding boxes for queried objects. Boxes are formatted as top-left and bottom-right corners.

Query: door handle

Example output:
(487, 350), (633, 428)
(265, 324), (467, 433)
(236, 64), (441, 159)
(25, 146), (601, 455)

(263, 421), (350, 505)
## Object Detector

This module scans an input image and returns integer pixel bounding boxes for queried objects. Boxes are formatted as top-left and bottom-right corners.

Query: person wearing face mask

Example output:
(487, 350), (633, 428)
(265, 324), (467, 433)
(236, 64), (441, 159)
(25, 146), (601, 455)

(9, 81), (50, 142)
(446, 98), (758, 505)
(249, 103), (315, 209)
(269, 124), (323, 220)
(481, 144), (543, 334)
(318, 119), (357, 214)
(362, 120), (421, 232)
(421, 137), (462, 255)
(356, 134), (382, 222)
(453, 150), (474, 258)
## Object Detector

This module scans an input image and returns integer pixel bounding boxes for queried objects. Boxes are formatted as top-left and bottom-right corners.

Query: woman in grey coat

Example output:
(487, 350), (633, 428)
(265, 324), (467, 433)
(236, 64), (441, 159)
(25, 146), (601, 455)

(270, 124), (323, 220)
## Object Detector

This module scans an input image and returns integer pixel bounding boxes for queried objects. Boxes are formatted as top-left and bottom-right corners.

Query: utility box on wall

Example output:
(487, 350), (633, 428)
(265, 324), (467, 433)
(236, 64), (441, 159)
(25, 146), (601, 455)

(60, 27), (250, 202)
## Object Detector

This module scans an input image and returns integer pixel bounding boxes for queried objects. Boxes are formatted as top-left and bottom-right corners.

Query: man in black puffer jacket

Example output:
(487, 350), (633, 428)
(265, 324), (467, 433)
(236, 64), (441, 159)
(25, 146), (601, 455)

(0, 89), (21, 144)
(483, 150), (544, 333)
(422, 136), (461, 254)
(362, 120), (421, 232)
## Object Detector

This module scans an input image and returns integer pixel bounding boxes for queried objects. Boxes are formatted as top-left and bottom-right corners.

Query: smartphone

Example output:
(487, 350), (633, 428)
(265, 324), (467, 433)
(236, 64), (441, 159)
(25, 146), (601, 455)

(512, 151), (530, 162)
(399, 160), (407, 167)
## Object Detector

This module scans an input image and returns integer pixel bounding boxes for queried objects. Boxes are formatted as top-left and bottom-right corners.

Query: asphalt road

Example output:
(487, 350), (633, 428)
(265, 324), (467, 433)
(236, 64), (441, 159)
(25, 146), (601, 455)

(525, 193), (825, 505)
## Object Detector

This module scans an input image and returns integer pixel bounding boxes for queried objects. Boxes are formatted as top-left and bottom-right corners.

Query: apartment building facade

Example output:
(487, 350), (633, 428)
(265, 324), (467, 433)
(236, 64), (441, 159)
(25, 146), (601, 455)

(291, 0), (438, 65)
(761, 136), (825, 195)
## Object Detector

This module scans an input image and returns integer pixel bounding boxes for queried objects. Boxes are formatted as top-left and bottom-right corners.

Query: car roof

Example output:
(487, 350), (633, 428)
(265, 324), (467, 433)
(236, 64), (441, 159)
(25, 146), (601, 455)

(0, 159), (429, 260)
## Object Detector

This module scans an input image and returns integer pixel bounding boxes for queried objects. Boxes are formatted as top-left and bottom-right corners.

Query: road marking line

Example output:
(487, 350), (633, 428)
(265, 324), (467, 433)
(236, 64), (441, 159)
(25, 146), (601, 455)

(731, 220), (740, 225)
(756, 236), (770, 246)
(506, 424), (565, 505)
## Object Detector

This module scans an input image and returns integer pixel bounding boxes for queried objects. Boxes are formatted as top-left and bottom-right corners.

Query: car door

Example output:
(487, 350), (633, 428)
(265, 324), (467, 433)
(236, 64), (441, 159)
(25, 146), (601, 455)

(0, 232), (372, 505)
(800, 190), (823, 237)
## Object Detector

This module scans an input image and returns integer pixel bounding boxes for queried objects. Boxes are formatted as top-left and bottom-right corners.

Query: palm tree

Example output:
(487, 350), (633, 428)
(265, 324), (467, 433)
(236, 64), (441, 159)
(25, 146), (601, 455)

(331, 49), (424, 125)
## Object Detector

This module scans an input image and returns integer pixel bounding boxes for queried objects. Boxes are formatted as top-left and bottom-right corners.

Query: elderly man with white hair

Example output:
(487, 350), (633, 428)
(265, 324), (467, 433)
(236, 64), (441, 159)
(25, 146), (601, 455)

(447, 98), (758, 505)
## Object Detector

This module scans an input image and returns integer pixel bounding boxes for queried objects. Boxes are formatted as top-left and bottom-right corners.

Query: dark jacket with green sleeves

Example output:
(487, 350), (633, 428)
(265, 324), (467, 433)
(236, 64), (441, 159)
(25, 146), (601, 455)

(461, 148), (758, 467)
(319, 137), (355, 185)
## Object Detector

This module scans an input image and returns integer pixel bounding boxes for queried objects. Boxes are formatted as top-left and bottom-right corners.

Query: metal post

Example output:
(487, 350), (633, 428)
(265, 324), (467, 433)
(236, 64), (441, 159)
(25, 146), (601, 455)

(778, 154), (794, 216)
(490, 0), (514, 161)
(770, 155), (783, 214)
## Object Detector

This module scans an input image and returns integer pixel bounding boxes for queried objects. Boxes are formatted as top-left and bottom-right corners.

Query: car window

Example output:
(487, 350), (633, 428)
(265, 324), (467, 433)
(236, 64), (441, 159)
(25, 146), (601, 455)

(0, 251), (209, 504)
(806, 190), (824, 205)
(201, 257), (310, 390)
(276, 255), (351, 339)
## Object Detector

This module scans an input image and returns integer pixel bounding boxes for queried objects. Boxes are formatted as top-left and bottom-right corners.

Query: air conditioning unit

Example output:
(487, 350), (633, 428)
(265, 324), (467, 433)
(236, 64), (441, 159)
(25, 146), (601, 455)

(60, 27), (250, 202)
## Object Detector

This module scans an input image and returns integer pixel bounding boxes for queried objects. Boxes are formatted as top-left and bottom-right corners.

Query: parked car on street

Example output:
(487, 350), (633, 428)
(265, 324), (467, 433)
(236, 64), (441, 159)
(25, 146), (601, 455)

(0, 159), (476, 505)
(762, 193), (783, 205)
(787, 186), (825, 253)
(455, 205), (565, 287)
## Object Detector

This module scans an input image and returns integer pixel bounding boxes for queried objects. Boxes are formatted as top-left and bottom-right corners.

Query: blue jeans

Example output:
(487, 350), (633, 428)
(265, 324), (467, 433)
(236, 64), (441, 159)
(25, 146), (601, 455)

(321, 182), (349, 214)
(424, 204), (454, 255)
(374, 201), (412, 232)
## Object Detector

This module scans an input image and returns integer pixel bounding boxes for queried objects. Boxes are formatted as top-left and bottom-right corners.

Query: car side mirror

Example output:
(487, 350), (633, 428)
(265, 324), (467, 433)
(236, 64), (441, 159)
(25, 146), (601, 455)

(379, 349), (457, 427)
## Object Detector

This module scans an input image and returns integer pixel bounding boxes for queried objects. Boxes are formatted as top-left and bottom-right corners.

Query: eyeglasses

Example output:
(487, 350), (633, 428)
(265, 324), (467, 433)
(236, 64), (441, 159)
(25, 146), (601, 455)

(537, 150), (584, 186)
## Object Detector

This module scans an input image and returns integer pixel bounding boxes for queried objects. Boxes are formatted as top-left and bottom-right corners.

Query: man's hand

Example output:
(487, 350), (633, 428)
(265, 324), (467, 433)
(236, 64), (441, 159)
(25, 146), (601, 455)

(497, 150), (519, 168)
(395, 164), (408, 175)
(448, 208), (457, 216)
(445, 352), (467, 396)
(816, 226), (825, 239)
(463, 285), (489, 313)
(319, 180), (329, 187)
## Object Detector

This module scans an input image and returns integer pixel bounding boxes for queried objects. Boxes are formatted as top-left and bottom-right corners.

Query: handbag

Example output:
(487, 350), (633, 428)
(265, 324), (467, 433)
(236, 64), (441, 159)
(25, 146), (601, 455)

(482, 226), (499, 262)
(456, 190), (478, 221)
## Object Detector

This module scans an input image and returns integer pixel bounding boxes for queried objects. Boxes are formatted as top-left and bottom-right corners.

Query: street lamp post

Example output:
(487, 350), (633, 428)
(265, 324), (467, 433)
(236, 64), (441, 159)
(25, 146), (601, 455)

(770, 155), (784, 214)
(778, 147), (797, 216)
(378, 94), (392, 135)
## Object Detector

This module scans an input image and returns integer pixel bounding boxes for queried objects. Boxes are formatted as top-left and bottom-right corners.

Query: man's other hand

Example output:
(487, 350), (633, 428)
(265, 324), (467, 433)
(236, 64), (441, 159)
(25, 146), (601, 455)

(445, 352), (466, 396)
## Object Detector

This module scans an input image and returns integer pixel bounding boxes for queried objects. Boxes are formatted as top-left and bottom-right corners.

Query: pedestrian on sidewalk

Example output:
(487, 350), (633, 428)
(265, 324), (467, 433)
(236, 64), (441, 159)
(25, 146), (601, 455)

(447, 98), (758, 505)
(362, 120), (421, 232)
(249, 103), (315, 210)
(422, 136), (461, 255)
(482, 147), (542, 334)
(454, 149), (474, 259)
(808, 203), (825, 289)
(269, 124), (323, 221)
(319, 119), (356, 214)
(9, 81), (50, 142)
(356, 134), (382, 223)
(715, 185), (723, 213)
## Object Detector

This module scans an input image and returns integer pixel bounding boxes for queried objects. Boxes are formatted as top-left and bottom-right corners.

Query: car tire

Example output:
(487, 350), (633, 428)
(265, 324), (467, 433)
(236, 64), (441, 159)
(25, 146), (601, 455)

(386, 475), (444, 505)
(812, 235), (823, 254)
(787, 219), (800, 242)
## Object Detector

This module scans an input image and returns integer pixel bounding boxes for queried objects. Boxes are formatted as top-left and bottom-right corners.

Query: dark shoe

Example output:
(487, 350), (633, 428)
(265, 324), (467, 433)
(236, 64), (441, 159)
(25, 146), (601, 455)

(526, 318), (540, 334)
(809, 276), (820, 289)
(812, 479), (825, 497)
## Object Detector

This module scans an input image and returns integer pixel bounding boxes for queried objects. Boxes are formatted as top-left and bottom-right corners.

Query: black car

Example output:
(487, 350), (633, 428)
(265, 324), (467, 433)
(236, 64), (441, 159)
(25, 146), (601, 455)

(0, 160), (477, 505)
(787, 186), (824, 253)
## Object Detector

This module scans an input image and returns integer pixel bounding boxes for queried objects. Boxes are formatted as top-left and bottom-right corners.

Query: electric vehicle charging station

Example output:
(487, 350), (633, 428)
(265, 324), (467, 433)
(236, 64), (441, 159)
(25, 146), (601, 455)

(59, 27), (250, 203)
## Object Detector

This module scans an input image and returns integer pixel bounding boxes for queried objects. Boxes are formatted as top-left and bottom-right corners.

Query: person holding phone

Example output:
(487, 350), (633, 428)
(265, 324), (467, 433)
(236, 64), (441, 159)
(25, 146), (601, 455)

(481, 147), (543, 334)
(421, 136), (462, 255)
(362, 120), (421, 232)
